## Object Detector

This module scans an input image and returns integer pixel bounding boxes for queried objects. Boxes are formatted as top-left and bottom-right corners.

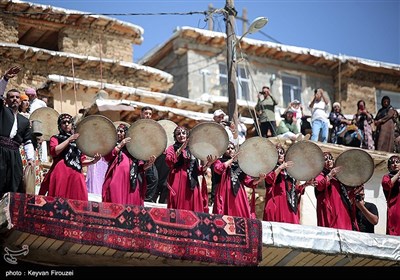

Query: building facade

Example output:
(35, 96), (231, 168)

(140, 26), (400, 119)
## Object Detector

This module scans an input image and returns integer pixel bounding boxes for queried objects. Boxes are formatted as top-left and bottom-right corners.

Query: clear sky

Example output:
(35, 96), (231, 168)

(29, 0), (399, 65)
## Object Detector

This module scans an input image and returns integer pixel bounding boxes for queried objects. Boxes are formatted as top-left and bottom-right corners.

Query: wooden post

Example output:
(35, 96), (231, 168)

(208, 4), (214, 31)
(225, 0), (238, 129)
(242, 8), (248, 36)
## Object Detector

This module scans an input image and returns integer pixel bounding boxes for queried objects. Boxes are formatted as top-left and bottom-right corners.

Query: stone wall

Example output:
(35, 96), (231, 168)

(0, 15), (18, 43)
(60, 28), (133, 62)
(342, 82), (377, 115)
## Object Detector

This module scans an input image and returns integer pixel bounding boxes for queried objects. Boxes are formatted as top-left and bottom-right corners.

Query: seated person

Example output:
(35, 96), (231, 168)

(337, 120), (363, 147)
(276, 110), (308, 142)
(286, 100), (303, 133)
(329, 102), (351, 144)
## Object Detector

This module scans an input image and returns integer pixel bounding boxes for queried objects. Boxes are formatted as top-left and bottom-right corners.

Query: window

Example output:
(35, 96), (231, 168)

(237, 66), (250, 100)
(218, 64), (228, 97)
(218, 63), (250, 100)
(376, 90), (400, 111)
(282, 74), (301, 107)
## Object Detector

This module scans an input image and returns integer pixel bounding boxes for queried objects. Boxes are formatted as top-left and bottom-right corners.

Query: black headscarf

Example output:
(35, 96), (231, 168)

(385, 155), (400, 201)
(172, 126), (199, 190)
(219, 143), (244, 196)
(55, 113), (82, 172)
(116, 123), (129, 164)
(274, 145), (298, 213)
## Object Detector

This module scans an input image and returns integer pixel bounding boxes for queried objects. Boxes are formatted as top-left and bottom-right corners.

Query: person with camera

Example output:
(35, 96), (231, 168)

(353, 100), (375, 150)
(309, 88), (330, 143)
(255, 86), (278, 138)
(354, 186), (379, 233)
(212, 109), (238, 146)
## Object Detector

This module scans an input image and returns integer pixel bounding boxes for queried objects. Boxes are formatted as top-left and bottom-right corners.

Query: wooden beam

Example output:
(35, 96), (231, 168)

(30, 50), (44, 62)
(18, 17), (64, 32)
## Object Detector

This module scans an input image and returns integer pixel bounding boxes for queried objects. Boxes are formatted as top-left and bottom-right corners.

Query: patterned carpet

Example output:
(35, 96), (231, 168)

(5, 192), (262, 266)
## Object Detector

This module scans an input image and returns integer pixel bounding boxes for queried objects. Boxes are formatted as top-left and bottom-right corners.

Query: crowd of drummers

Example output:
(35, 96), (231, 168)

(1, 66), (399, 237)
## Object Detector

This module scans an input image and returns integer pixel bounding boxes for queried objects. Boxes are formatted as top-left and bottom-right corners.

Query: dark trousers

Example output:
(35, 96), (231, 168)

(144, 165), (158, 202)
(0, 147), (24, 194)
(259, 121), (277, 137)
(151, 154), (170, 204)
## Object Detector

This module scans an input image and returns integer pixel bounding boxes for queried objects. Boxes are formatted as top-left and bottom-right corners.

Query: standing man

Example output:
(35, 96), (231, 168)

(25, 87), (47, 114)
(0, 66), (35, 194)
(25, 87), (48, 167)
(139, 106), (159, 202)
(255, 86), (278, 138)
(309, 88), (330, 143)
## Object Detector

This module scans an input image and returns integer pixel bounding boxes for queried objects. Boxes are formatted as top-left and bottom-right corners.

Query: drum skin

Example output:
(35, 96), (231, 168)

(238, 137), (278, 177)
(126, 119), (167, 160)
(157, 119), (177, 148)
(75, 115), (117, 157)
(335, 149), (374, 187)
(188, 122), (229, 162)
(29, 107), (59, 141)
(285, 140), (325, 181)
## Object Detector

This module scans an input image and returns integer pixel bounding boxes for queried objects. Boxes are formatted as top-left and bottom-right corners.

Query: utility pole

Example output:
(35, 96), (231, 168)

(241, 8), (248, 36)
(225, 0), (238, 129)
(208, 4), (214, 31)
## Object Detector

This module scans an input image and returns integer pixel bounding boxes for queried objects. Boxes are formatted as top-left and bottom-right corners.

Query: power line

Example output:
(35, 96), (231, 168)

(3, 9), (282, 44)
(2, 11), (208, 16)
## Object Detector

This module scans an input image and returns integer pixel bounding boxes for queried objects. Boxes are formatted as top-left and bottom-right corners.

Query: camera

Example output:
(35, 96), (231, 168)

(355, 194), (363, 202)
(222, 120), (231, 127)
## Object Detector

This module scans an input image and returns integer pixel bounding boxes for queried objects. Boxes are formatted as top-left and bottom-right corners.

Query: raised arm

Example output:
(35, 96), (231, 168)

(1, 66), (21, 98)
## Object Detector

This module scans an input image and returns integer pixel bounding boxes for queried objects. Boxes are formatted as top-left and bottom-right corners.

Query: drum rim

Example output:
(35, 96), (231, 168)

(75, 115), (117, 157)
(157, 119), (178, 148)
(285, 140), (325, 181)
(335, 148), (374, 187)
(238, 136), (278, 177)
(126, 119), (167, 160)
(29, 107), (60, 141)
(188, 121), (229, 161)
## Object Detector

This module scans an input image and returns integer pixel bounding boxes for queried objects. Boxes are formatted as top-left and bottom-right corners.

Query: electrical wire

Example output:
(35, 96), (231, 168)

(2, 11), (208, 16)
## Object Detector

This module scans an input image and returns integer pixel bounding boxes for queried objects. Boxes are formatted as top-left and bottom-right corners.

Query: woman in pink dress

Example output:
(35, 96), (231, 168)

(212, 142), (262, 219)
(39, 113), (101, 201)
(165, 126), (214, 213)
(314, 152), (359, 231)
(381, 155), (400, 236)
(102, 123), (155, 206)
(262, 145), (310, 224)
